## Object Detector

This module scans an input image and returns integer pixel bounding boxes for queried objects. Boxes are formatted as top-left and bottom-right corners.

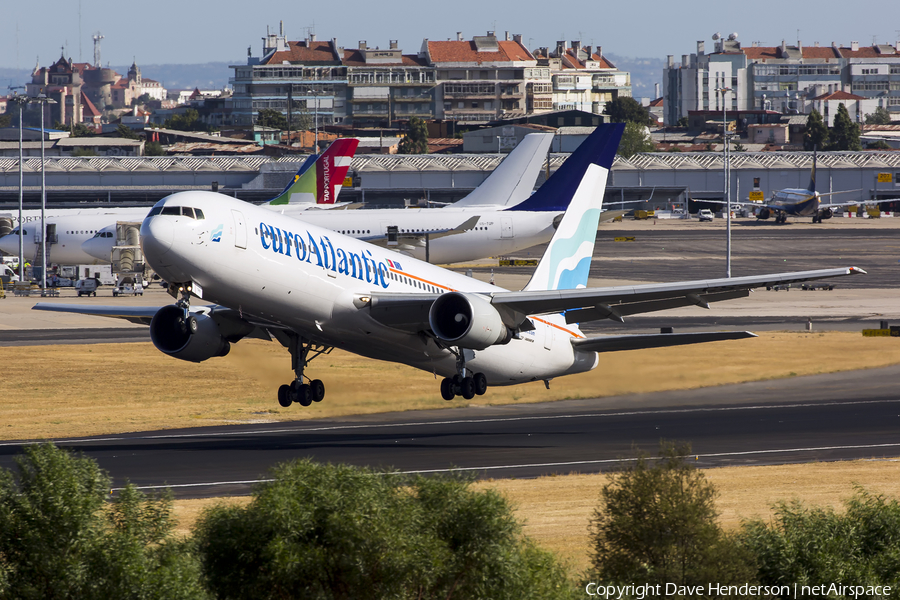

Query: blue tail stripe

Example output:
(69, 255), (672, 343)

(506, 123), (624, 213)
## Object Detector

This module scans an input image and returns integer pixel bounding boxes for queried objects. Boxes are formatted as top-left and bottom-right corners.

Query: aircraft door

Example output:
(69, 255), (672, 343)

(232, 210), (247, 249)
(500, 217), (513, 239)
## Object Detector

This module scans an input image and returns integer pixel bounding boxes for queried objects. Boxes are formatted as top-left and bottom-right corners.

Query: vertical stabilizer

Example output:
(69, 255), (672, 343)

(265, 138), (359, 206)
(521, 124), (623, 291)
(807, 147), (817, 193)
(452, 133), (554, 208)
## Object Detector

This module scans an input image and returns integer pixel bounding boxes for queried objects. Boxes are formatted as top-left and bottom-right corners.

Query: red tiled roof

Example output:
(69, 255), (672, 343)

(838, 46), (884, 58)
(558, 49), (615, 70)
(81, 92), (100, 117)
(649, 97), (664, 107)
(742, 47), (780, 60)
(800, 46), (841, 59)
(263, 40), (339, 65)
(810, 90), (866, 101)
(427, 39), (533, 64)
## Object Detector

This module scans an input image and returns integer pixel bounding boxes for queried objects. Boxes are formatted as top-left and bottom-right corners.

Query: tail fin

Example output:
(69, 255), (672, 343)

(265, 138), (359, 206)
(522, 123), (624, 291)
(452, 133), (553, 208)
(807, 147), (817, 193)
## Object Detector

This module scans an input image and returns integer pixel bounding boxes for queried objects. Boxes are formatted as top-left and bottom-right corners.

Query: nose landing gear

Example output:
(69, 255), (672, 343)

(440, 348), (488, 401)
(277, 334), (331, 408)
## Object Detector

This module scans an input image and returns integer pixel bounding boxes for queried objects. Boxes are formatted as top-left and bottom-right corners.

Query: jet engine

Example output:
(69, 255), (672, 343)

(150, 305), (230, 363)
(757, 208), (771, 220)
(428, 292), (512, 350)
(820, 208), (833, 220)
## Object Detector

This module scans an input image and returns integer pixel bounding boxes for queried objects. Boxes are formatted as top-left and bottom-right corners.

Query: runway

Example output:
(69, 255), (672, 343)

(2, 364), (899, 498)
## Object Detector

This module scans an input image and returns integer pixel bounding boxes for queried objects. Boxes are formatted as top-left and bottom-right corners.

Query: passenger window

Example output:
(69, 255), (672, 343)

(194, 208), (204, 220)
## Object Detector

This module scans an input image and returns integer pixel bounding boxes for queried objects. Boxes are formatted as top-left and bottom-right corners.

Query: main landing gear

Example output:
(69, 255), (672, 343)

(440, 348), (488, 401)
(277, 334), (331, 408)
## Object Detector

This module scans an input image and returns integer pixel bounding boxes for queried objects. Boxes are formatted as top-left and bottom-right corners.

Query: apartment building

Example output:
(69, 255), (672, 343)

(534, 41), (631, 115)
(663, 35), (900, 125)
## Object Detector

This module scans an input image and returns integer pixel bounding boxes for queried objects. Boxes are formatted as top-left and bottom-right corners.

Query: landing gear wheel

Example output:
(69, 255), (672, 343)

(277, 384), (292, 408)
(473, 372), (488, 396)
(440, 378), (455, 401)
(310, 379), (325, 403)
(291, 380), (313, 407)
(460, 377), (476, 400)
(186, 315), (199, 334)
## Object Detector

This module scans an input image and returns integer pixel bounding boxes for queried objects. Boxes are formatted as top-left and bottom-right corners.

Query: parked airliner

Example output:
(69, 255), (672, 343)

(36, 124), (864, 406)
(711, 149), (881, 223)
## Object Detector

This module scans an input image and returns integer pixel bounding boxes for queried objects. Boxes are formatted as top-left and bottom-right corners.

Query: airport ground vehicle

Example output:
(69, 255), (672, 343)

(112, 279), (143, 297)
(75, 277), (100, 297)
(698, 209), (714, 222)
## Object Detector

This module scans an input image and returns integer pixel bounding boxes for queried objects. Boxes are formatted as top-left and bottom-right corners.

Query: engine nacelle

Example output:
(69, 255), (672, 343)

(820, 208), (833, 220)
(757, 208), (771, 220)
(428, 292), (512, 350)
(150, 305), (230, 363)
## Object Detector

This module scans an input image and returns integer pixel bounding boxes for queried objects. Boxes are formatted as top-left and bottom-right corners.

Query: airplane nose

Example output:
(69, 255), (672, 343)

(81, 237), (108, 262)
(140, 216), (174, 259)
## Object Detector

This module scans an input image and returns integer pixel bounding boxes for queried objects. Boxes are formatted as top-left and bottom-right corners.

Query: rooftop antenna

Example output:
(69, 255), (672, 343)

(92, 31), (104, 67)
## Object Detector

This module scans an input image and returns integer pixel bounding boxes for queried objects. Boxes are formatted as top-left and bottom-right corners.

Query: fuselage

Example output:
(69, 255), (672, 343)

(768, 189), (819, 217)
(0, 208), (149, 265)
(141, 191), (597, 385)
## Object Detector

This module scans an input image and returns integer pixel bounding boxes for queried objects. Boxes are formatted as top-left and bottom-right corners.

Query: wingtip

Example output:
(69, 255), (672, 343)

(849, 266), (867, 275)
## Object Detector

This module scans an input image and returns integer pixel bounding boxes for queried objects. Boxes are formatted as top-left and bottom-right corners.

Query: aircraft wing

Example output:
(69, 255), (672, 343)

(361, 216), (480, 245)
(32, 303), (160, 325)
(32, 303), (274, 341)
(572, 330), (756, 353)
(490, 267), (865, 327)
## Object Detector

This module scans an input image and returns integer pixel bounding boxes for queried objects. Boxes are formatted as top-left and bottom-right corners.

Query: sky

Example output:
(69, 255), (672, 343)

(2, 0), (899, 70)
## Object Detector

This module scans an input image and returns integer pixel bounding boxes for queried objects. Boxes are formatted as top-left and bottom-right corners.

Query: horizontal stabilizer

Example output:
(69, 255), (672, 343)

(572, 330), (756, 353)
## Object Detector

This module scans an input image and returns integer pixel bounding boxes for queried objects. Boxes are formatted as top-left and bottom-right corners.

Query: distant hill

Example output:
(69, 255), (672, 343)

(605, 53), (666, 101)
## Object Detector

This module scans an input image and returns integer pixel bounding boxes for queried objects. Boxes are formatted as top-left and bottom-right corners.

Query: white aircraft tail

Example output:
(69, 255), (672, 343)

(452, 133), (553, 208)
(522, 124), (623, 291)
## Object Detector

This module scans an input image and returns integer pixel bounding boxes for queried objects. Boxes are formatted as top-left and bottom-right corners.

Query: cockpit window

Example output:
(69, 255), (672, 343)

(161, 206), (181, 216)
(181, 207), (195, 218)
(194, 208), (204, 220)
(147, 206), (163, 217)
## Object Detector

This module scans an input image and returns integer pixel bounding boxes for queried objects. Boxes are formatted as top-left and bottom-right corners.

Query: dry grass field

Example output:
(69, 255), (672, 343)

(2, 330), (900, 440)
(169, 459), (900, 575)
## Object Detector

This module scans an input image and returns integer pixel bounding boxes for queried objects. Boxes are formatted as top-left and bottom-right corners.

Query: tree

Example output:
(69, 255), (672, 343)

(732, 141), (746, 152)
(398, 116), (429, 154)
(828, 103), (861, 151)
(136, 93), (152, 105)
(115, 123), (139, 139)
(803, 109), (829, 150)
(617, 121), (656, 158)
(867, 139), (892, 150)
(164, 108), (204, 132)
(865, 106), (893, 125)
(0, 114), (9, 128)
(740, 488), (900, 594)
(676, 116), (689, 127)
(589, 442), (756, 589)
(0, 443), (206, 600)
(194, 459), (572, 599)
(255, 108), (288, 130)
(144, 141), (165, 156)
(604, 96), (653, 125)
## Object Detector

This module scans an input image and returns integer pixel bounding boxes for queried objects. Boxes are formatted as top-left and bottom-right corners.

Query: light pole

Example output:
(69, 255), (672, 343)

(306, 89), (318, 151)
(715, 86), (732, 278)
(33, 93), (56, 295)
(10, 94), (29, 282)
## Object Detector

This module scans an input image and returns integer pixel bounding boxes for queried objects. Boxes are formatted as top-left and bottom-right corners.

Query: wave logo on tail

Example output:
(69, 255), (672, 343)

(522, 124), (624, 292)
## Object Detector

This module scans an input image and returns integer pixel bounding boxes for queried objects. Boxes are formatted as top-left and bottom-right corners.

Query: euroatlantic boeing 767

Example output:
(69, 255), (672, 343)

(36, 124), (864, 406)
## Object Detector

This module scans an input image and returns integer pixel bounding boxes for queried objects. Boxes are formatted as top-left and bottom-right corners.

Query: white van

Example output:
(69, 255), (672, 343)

(75, 277), (100, 297)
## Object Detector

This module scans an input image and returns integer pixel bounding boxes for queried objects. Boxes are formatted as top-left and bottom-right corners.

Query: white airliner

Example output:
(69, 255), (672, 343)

(80, 133), (571, 266)
(36, 124), (864, 406)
